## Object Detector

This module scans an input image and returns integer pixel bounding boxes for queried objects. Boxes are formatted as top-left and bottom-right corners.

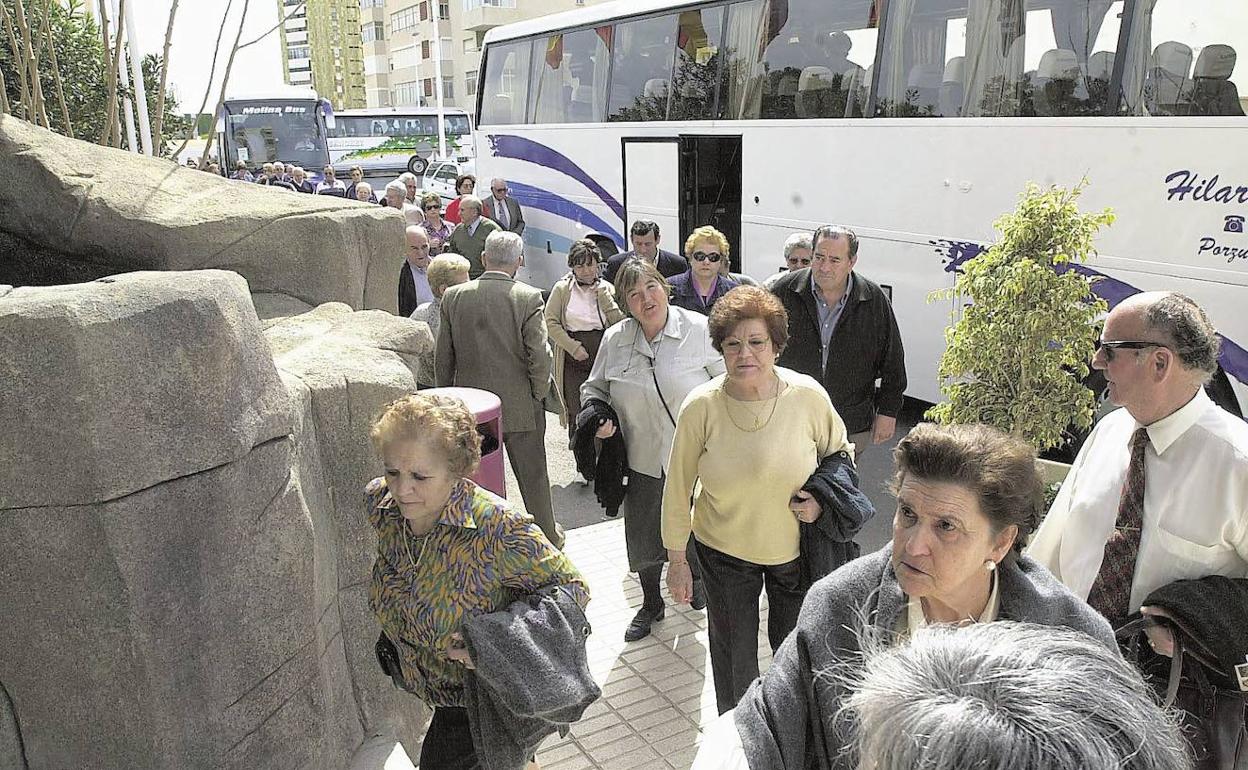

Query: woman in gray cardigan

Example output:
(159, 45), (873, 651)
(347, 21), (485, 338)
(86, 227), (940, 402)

(719, 423), (1117, 769)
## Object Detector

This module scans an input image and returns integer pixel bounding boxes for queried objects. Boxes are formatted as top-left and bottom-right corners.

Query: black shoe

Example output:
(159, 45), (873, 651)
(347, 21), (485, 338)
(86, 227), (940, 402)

(624, 604), (665, 642)
(691, 580), (707, 611)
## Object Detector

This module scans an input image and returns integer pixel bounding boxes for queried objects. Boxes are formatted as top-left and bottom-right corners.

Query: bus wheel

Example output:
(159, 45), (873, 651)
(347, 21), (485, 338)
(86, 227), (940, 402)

(407, 156), (428, 175)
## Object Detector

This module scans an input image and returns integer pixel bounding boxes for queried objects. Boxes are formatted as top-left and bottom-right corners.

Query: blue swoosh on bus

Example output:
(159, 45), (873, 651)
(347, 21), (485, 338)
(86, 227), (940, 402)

(486, 134), (626, 224)
(508, 181), (625, 247)
(931, 238), (1248, 389)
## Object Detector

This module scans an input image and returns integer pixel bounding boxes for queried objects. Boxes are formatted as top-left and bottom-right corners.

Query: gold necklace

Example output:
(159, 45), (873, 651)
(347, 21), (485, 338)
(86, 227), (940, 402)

(720, 374), (782, 433)
(402, 522), (432, 570)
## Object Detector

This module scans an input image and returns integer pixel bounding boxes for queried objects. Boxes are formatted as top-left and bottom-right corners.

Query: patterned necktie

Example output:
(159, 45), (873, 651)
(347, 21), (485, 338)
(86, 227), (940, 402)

(1086, 427), (1150, 623)
(497, 199), (508, 230)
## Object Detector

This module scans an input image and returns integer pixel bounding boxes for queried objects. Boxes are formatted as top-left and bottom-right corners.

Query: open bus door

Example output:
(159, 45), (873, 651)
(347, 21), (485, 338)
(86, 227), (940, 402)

(622, 135), (743, 270)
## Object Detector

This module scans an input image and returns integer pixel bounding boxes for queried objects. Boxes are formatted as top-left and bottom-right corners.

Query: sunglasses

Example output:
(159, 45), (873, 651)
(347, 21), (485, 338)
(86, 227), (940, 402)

(1096, 340), (1164, 361)
(692, 252), (722, 263)
(424, 205), (441, 211)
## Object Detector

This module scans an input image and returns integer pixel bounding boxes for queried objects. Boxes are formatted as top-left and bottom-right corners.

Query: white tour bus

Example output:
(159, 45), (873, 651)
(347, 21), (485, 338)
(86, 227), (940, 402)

(473, 0), (1248, 410)
(328, 107), (475, 176)
(216, 87), (335, 178)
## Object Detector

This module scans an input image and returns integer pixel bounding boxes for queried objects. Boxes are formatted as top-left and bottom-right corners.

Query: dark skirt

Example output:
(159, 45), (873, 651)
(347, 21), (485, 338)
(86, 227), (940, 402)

(562, 328), (604, 436)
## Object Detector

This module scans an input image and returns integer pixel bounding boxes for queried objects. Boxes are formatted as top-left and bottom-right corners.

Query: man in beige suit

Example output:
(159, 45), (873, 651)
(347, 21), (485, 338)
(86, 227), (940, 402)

(447, 195), (502, 279)
(435, 230), (563, 548)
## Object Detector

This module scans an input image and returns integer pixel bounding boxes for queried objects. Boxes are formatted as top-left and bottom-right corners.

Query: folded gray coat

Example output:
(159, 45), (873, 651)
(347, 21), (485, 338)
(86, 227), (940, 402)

(461, 585), (600, 769)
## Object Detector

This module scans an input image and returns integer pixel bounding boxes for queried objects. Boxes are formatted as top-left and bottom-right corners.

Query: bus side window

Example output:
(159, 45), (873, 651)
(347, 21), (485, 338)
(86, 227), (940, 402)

(607, 14), (676, 122)
(1124, 1), (1245, 117)
(670, 7), (725, 121)
(480, 40), (533, 125)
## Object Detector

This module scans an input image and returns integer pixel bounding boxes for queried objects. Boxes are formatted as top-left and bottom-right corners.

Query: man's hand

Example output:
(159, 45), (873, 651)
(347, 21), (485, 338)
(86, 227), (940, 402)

(667, 558), (693, 604)
(447, 632), (475, 668)
(1140, 606), (1176, 657)
(572, 346), (590, 362)
(872, 414), (897, 444)
(790, 491), (822, 523)
(595, 419), (617, 439)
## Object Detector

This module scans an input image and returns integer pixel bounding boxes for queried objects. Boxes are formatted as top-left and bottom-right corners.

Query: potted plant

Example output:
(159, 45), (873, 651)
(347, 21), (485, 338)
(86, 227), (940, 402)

(927, 180), (1114, 490)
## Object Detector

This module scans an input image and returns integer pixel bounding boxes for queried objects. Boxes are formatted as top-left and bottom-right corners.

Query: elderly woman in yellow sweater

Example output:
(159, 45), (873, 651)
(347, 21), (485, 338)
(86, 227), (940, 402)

(662, 286), (853, 715)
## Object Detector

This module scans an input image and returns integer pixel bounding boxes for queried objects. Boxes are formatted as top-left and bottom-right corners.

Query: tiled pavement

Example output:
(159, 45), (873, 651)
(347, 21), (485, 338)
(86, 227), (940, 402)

(535, 519), (774, 770)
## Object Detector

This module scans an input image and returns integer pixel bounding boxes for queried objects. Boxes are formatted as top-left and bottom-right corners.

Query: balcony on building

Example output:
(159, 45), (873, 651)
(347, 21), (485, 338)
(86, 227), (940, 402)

(461, 0), (519, 32)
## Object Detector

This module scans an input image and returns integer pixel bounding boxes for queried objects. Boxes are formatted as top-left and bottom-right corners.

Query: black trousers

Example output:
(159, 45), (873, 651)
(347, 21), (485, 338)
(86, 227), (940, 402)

(419, 707), (480, 770)
(694, 538), (804, 715)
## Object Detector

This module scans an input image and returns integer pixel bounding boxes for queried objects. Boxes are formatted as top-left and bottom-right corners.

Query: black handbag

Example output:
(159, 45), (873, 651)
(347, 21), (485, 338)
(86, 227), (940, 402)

(375, 631), (408, 691)
(1117, 617), (1248, 769)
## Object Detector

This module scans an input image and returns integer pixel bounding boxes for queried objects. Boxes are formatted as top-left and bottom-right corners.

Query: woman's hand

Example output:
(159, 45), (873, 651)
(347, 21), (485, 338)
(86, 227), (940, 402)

(790, 490), (822, 523)
(595, 419), (617, 439)
(447, 632), (475, 669)
(667, 559), (694, 604)
(1140, 606), (1176, 657)
(572, 346), (590, 362)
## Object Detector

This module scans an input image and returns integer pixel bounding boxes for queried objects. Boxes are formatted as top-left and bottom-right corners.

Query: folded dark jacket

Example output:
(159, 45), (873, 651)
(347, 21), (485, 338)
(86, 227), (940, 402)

(572, 399), (629, 517)
(1144, 575), (1248, 681)
(798, 450), (875, 589)
(461, 585), (600, 770)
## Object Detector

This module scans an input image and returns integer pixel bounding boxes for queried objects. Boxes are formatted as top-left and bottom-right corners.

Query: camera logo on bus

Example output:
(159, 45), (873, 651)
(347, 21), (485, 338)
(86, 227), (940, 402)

(1227, 215), (1246, 234)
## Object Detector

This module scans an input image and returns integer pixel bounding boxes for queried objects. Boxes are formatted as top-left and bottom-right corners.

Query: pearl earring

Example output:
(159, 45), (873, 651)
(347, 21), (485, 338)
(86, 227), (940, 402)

(984, 560), (997, 572)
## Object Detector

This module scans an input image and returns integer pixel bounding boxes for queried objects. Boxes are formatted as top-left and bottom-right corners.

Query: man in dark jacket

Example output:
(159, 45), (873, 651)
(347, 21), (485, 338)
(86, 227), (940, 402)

(603, 220), (688, 283)
(770, 224), (906, 451)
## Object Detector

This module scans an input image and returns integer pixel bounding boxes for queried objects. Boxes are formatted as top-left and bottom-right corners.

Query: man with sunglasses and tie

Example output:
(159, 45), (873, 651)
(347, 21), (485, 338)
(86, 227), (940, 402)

(483, 178), (525, 235)
(1029, 292), (1248, 655)
(770, 224), (906, 453)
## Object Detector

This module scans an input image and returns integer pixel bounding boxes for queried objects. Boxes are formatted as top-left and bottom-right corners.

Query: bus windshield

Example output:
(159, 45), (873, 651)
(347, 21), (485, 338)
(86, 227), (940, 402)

(221, 100), (329, 171)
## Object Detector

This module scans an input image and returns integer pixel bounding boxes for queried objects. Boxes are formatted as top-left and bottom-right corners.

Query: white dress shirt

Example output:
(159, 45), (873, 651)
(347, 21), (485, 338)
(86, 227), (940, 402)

(581, 306), (725, 478)
(1028, 389), (1248, 610)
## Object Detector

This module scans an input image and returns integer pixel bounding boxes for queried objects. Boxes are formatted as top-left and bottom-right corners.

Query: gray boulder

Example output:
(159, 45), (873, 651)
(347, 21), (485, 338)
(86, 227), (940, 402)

(0, 115), (402, 313)
(0, 272), (431, 768)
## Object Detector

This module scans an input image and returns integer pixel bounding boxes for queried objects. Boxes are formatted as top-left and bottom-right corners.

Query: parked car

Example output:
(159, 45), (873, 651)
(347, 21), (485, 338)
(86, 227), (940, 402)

(423, 159), (476, 206)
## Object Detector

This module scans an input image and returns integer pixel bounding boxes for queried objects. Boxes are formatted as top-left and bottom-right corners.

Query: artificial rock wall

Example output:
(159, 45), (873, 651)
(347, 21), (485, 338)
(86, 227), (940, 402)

(0, 117), (435, 769)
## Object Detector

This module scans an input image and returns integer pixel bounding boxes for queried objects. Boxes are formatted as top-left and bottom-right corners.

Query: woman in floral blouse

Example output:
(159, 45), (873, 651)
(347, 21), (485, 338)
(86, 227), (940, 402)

(367, 392), (588, 768)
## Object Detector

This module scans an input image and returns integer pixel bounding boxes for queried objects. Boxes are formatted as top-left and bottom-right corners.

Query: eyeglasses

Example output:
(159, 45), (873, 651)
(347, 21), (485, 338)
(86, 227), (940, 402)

(424, 205), (441, 211)
(721, 338), (771, 355)
(1096, 340), (1165, 361)
(691, 252), (722, 263)
(491, 188), (507, 194)
(789, 257), (812, 267)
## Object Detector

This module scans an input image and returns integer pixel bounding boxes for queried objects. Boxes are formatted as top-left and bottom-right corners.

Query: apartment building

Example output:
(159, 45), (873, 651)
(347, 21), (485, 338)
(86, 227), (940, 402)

(369, 0), (607, 110)
(277, 0), (368, 109)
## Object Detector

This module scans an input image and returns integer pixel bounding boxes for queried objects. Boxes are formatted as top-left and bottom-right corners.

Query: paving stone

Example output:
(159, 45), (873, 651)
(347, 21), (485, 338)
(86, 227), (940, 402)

(587, 734), (651, 764)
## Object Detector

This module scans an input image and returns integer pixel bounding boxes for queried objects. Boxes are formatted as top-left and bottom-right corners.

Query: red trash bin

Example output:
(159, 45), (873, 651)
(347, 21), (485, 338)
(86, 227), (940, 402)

(424, 387), (505, 497)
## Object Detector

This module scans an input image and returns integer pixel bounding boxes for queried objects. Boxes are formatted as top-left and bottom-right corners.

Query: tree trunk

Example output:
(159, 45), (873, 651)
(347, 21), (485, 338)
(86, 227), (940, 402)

(152, 0), (179, 154)
(0, 56), (10, 115)
(172, 0), (234, 160)
(42, 0), (73, 138)
(0, 2), (32, 120)
(13, 0), (49, 127)
(105, 0), (126, 147)
(200, 0), (249, 169)
(96, 0), (115, 144)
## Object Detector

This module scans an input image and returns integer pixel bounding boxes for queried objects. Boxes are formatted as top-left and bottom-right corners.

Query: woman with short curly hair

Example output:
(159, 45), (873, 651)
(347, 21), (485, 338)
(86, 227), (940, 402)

(366, 392), (588, 768)
(663, 286), (853, 714)
(668, 225), (740, 315)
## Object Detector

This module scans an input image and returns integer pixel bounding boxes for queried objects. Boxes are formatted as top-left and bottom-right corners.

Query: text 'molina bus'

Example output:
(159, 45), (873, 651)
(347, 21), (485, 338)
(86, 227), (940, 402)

(472, 0), (1248, 410)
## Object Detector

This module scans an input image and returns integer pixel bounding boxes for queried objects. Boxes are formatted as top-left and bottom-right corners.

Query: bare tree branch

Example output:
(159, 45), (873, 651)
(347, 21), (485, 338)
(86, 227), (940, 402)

(201, 0), (250, 169)
(42, 0), (73, 137)
(18, 0), (50, 128)
(152, 0), (179, 152)
(0, 55), (10, 115)
(96, 0), (116, 144)
(238, 0), (302, 50)
(104, 0), (127, 146)
(0, 1), (32, 120)
(172, 0), (235, 159)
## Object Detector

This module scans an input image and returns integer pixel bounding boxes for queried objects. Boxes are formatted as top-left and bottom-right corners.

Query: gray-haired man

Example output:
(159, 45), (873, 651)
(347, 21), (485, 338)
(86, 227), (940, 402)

(436, 231), (562, 548)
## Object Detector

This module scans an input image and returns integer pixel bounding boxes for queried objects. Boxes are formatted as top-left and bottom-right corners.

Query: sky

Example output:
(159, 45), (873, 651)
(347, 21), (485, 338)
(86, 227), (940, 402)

(132, 0), (287, 113)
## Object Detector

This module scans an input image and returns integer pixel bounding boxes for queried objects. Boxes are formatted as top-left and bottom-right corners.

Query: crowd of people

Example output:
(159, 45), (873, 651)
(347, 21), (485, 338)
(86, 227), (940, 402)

(363, 179), (1246, 768)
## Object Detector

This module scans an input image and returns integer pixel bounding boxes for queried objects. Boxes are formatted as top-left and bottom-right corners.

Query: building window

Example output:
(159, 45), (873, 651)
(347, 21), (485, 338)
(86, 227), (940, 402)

(361, 21), (384, 43)
(390, 5), (418, 32)
(463, 38), (476, 55)
(439, 1), (451, 20)
(463, 0), (516, 9)
(466, 69), (478, 95)
(360, 0), (385, 7)
(423, 78), (435, 98)
(287, 45), (311, 60)
(420, 1), (430, 21)
(443, 75), (454, 99)
(422, 40), (432, 59)
(394, 80), (421, 105)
